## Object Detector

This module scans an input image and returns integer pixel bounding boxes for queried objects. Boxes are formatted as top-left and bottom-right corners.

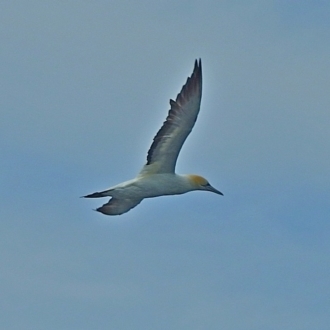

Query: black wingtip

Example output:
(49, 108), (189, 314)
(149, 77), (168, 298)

(194, 58), (202, 69)
(193, 59), (202, 78)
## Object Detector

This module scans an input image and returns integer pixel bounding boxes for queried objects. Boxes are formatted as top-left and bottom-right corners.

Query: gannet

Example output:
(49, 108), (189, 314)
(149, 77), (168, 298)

(84, 59), (223, 215)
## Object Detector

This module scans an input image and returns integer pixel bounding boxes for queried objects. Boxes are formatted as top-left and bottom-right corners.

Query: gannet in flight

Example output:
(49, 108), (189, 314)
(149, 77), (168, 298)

(84, 59), (223, 215)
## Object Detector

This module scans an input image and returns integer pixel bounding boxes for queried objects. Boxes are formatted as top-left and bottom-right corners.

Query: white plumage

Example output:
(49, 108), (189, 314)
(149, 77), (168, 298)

(84, 59), (223, 215)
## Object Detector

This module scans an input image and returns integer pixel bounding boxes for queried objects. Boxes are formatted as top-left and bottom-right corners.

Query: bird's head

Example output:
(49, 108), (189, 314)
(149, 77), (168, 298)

(187, 174), (223, 195)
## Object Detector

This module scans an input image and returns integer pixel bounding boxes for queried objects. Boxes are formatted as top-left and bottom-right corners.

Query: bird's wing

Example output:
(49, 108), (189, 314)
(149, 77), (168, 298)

(139, 59), (202, 175)
(96, 198), (143, 216)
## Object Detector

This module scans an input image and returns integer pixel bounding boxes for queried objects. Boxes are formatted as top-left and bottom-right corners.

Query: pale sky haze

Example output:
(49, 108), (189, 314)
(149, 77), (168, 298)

(1, 1), (330, 329)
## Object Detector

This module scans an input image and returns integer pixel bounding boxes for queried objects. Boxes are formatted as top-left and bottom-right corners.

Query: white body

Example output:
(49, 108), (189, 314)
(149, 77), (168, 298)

(102, 174), (195, 199)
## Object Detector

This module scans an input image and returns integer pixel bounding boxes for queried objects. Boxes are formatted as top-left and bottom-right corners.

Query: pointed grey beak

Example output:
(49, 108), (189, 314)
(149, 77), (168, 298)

(206, 185), (223, 196)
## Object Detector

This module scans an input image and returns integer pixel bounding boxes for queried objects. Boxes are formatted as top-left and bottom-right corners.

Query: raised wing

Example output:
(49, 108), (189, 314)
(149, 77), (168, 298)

(140, 59), (202, 175)
(96, 198), (143, 216)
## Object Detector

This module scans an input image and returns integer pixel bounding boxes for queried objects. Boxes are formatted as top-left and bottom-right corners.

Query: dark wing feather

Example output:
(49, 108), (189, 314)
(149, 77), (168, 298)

(143, 59), (202, 174)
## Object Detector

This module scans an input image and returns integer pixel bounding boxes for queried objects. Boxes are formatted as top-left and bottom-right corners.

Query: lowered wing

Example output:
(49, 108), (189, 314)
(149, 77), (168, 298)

(96, 198), (143, 216)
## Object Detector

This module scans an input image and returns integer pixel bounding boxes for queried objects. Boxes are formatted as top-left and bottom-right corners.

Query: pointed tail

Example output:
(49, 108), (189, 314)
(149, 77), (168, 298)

(82, 188), (114, 198)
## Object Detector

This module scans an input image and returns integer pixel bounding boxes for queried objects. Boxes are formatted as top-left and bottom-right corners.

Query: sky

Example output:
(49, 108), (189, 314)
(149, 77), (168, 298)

(1, 1), (330, 329)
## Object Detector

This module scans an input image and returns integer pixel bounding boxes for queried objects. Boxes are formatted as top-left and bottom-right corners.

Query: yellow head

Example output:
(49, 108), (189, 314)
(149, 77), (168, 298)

(187, 174), (223, 195)
(188, 174), (209, 186)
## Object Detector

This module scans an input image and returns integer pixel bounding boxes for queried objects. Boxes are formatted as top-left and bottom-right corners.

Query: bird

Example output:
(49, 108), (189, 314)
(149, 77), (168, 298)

(83, 59), (223, 215)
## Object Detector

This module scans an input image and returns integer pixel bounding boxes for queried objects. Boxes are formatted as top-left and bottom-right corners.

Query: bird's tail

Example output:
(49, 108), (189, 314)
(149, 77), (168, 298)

(82, 188), (114, 198)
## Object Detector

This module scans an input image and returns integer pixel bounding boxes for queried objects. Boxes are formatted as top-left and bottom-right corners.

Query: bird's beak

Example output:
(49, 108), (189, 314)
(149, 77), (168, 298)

(206, 185), (223, 196)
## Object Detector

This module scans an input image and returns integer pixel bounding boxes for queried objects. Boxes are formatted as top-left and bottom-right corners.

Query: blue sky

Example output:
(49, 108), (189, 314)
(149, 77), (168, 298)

(1, 1), (330, 329)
